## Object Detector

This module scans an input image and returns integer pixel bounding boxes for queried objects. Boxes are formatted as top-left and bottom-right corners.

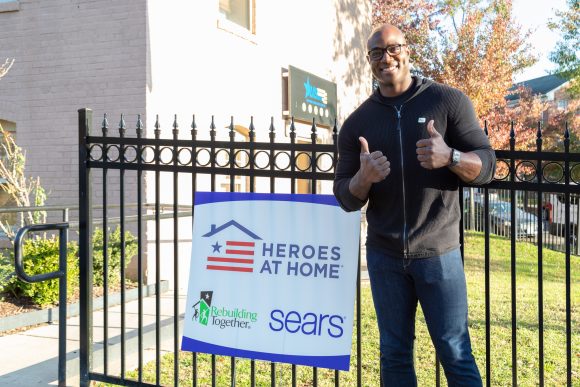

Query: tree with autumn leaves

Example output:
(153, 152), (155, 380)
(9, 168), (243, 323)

(372, 0), (577, 152)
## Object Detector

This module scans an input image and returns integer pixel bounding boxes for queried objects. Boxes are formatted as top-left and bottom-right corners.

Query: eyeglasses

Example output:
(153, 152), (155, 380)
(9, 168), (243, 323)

(367, 44), (406, 61)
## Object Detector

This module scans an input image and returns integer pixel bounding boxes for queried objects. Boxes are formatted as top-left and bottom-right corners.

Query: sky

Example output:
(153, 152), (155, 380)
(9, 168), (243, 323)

(511, 0), (568, 83)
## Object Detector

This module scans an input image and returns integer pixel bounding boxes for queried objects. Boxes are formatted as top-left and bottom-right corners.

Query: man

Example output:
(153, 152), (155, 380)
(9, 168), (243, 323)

(333, 24), (495, 386)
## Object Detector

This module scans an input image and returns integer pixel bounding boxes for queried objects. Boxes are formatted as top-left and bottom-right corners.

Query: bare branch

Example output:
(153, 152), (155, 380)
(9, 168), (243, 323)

(0, 58), (14, 79)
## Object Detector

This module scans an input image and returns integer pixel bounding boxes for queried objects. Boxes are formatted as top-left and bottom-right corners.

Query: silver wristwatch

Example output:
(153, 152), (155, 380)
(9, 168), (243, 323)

(449, 148), (461, 167)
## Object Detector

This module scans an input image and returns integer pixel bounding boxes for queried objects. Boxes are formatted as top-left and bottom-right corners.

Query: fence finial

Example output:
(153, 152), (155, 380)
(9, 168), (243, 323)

(249, 116), (255, 141)
(311, 117), (317, 142)
(229, 116), (235, 141)
(136, 114), (143, 138)
(509, 121), (515, 150)
(290, 117), (296, 141)
(269, 117), (275, 141)
(118, 114), (126, 137)
(154, 114), (161, 139)
(102, 113), (108, 136)
(210, 116), (216, 140)
(172, 114), (179, 139)
(564, 121), (570, 154)
(191, 115), (197, 140)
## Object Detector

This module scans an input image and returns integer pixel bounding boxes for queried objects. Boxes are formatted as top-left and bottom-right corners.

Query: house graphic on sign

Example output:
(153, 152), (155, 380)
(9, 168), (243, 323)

(202, 220), (261, 273)
(202, 220), (262, 240)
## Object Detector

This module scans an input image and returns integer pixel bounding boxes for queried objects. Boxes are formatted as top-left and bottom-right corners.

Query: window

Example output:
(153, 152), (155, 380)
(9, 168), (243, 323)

(219, 0), (254, 33)
(0, 119), (15, 133)
(557, 99), (568, 110)
(0, 0), (20, 13)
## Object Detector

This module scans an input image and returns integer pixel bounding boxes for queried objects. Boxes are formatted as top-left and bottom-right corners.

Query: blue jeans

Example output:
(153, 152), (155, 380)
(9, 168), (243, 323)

(366, 247), (482, 387)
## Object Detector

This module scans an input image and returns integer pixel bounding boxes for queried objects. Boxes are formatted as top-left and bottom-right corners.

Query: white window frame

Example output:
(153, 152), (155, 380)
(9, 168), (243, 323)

(0, 0), (20, 13)
(217, 0), (256, 42)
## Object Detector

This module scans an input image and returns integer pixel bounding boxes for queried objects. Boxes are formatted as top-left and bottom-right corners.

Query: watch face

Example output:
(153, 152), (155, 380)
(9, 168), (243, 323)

(452, 149), (460, 165)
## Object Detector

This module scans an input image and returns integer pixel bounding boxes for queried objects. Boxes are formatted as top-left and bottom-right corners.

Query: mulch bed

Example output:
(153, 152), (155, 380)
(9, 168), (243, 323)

(0, 293), (40, 318)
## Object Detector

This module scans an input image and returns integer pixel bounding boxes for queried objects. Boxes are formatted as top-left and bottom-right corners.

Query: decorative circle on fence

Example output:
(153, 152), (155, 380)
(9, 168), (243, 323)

(274, 152), (291, 171)
(571, 163), (580, 185)
(195, 148), (211, 167)
(515, 161), (536, 182)
(89, 144), (103, 161)
(542, 162), (564, 183)
(159, 147), (174, 165)
(177, 148), (192, 166)
(316, 153), (334, 173)
(140, 146), (156, 164)
(254, 151), (271, 170)
(106, 145), (120, 163)
(215, 149), (231, 168)
(233, 150), (250, 169)
(124, 146), (138, 163)
(295, 152), (313, 172)
(494, 159), (510, 180)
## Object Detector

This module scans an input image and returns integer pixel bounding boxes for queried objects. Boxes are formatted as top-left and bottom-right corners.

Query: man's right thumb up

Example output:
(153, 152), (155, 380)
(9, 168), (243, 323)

(359, 136), (370, 154)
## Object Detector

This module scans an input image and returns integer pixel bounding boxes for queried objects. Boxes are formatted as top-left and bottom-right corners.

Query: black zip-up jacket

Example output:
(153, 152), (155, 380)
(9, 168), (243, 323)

(333, 77), (496, 258)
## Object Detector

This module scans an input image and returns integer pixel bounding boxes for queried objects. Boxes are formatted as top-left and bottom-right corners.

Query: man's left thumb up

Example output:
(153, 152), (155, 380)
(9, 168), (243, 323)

(427, 120), (440, 138)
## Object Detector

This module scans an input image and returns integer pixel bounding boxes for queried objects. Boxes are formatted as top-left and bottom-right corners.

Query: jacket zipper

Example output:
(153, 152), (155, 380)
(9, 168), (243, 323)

(393, 105), (409, 257)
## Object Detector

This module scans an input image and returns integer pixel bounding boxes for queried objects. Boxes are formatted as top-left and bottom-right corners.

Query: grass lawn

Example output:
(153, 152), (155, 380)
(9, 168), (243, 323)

(96, 231), (578, 386)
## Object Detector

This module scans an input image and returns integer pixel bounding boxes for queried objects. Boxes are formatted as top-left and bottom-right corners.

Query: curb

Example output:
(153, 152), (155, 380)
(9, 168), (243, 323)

(0, 280), (169, 333)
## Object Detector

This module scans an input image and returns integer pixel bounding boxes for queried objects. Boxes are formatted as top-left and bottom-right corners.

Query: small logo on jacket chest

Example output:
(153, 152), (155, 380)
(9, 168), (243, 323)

(418, 117), (426, 123)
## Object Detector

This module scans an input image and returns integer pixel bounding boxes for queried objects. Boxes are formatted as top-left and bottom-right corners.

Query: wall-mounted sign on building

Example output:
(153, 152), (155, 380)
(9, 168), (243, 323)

(288, 65), (337, 128)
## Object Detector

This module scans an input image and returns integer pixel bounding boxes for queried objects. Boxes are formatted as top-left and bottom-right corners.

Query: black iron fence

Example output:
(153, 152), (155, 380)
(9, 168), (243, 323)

(462, 188), (580, 254)
(77, 108), (579, 386)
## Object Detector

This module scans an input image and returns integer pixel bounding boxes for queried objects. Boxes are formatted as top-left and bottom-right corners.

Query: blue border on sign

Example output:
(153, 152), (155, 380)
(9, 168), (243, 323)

(194, 192), (339, 207)
(181, 336), (350, 371)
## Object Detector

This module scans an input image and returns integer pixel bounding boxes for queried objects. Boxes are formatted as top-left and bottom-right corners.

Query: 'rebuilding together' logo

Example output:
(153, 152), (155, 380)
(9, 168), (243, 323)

(192, 290), (257, 330)
(191, 291), (213, 325)
(302, 77), (330, 119)
(202, 220), (344, 279)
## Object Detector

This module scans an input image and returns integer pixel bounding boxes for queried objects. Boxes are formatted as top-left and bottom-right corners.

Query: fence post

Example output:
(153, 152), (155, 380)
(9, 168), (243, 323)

(78, 108), (94, 387)
(469, 187), (475, 230)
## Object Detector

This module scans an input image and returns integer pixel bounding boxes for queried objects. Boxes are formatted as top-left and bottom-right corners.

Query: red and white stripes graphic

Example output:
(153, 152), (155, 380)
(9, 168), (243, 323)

(207, 241), (255, 273)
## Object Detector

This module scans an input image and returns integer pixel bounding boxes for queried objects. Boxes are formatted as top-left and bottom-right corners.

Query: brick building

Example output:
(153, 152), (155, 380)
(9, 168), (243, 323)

(0, 0), (372, 285)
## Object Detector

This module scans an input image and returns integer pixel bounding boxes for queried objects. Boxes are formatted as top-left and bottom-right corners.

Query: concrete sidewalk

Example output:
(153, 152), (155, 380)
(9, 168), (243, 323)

(0, 292), (186, 387)
(0, 270), (369, 386)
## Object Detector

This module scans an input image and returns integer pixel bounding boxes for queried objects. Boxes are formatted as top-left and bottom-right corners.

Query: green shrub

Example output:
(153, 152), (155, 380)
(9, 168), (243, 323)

(0, 226), (137, 308)
(0, 252), (13, 294)
(92, 226), (138, 287)
(1, 236), (79, 307)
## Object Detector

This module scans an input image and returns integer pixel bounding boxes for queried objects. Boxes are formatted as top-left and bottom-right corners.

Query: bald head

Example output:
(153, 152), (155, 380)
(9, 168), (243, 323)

(367, 24), (406, 50)
(366, 23), (412, 97)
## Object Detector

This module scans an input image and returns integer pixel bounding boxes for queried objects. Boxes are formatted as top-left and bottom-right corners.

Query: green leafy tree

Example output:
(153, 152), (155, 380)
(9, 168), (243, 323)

(548, 0), (580, 97)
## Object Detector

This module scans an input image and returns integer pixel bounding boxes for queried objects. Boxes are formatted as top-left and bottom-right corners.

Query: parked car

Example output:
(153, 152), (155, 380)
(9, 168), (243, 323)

(490, 201), (538, 237)
(545, 192), (579, 237)
(470, 198), (538, 238)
